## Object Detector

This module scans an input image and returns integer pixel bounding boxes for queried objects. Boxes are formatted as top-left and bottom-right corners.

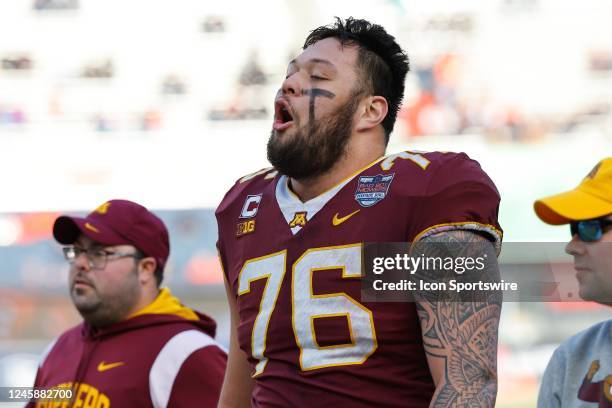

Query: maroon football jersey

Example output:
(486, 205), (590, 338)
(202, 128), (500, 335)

(216, 151), (502, 407)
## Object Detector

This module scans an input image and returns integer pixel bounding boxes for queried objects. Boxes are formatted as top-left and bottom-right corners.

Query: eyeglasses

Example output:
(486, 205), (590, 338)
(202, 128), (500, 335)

(570, 218), (612, 242)
(62, 246), (142, 269)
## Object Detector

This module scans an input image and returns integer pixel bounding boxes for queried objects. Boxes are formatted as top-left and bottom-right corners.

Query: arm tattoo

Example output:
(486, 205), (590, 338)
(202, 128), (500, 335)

(411, 230), (501, 407)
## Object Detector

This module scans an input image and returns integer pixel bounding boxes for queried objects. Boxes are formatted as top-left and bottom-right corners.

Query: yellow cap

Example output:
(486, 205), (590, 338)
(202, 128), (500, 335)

(534, 157), (612, 225)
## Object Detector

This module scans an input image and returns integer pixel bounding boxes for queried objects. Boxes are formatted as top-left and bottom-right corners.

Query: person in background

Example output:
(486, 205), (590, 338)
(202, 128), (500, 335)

(29, 199), (226, 407)
(534, 158), (612, 408)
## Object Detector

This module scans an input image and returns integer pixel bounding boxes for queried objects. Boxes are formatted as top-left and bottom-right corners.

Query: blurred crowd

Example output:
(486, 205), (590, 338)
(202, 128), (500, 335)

(1, 3), (610, 141)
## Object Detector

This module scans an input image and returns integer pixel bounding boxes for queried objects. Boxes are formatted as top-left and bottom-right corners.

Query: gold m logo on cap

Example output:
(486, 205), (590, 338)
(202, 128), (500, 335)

(95, 202), (111, 214)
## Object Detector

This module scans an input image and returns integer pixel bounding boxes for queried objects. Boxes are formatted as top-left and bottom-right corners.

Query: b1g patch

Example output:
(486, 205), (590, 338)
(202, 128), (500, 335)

(355, 173), (395, 207)
(236, 219), (256, 237)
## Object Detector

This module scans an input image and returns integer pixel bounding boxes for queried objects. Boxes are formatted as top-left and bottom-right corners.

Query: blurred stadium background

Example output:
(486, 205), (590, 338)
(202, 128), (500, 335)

(1, 0), (611, 406)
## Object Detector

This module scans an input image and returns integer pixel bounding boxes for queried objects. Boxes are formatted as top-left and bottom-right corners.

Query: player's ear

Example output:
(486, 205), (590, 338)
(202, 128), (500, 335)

(355, 96), (388, 132)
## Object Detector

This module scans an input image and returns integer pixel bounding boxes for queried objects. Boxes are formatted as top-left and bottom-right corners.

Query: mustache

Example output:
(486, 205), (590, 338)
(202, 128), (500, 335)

(72, 274), (94, 287)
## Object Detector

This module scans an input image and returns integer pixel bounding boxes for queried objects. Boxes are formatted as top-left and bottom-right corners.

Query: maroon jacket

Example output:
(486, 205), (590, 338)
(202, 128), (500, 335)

(29, 288), (227, 407)
(216, 151), (502, 407)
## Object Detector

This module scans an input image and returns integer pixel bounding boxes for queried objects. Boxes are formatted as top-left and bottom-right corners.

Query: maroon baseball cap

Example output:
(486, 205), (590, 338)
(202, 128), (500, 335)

(53, 199), (170, 269)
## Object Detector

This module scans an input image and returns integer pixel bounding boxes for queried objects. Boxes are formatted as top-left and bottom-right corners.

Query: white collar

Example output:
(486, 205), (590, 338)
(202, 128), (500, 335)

(275, 175), (351, 235)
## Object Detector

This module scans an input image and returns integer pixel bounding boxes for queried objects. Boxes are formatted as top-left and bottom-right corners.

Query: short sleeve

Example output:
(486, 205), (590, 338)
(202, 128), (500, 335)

(411, 153), (502, 252)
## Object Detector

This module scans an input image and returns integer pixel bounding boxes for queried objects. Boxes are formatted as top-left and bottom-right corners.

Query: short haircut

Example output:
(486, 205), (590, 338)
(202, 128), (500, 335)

(303, 17), (409, 143)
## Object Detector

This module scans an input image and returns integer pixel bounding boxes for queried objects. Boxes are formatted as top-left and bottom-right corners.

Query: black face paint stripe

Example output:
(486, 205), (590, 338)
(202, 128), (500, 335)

(302, 88), (335, 99)
(309, 92), (315, 127)
(300, 88), (336, 132)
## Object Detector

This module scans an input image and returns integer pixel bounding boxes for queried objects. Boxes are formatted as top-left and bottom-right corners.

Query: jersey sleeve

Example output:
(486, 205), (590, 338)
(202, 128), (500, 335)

(166, 345), (227, 407)
(216, 242), (229, 282)
(215, 176), (245, 285)
(410, 153), (502, 251)
(215, 167), (277, 285)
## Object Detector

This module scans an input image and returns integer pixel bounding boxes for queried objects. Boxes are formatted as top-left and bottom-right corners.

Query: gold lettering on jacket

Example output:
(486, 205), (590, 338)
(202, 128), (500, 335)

(35, 382), (110, 408)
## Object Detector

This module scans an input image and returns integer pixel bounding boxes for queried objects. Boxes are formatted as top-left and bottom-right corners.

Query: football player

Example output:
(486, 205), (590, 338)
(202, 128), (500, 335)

(216, 18), (503, 407)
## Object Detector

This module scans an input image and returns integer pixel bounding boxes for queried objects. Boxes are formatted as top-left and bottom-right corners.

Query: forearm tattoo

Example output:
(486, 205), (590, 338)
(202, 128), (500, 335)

(411, 230), (501, 407)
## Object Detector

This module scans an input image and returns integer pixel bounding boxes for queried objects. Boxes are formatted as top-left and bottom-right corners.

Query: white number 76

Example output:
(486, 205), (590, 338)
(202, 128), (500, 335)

(238, 244), (377, 376)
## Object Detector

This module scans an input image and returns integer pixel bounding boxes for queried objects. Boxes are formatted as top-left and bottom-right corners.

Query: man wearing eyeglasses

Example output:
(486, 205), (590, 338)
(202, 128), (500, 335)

(534, 158), (611, 408)
(28, 199), (227, 407)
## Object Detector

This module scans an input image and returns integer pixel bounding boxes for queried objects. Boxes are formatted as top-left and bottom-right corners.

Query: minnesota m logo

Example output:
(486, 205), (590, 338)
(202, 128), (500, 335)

(95, 202), (111, 214)
(289, 212), (308, 228)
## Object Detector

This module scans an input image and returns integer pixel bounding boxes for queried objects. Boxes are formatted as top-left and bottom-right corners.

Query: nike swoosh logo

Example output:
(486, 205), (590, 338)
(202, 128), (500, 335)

(332, 210), (360, 226)
(97, 361), (125, 372)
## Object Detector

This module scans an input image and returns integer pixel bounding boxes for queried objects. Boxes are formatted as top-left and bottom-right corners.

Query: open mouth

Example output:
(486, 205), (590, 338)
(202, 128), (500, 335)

(273, 99), (294, 131)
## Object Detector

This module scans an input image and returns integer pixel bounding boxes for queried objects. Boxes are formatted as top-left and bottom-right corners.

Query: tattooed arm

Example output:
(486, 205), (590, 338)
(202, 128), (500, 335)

(411, 230), (502, 408)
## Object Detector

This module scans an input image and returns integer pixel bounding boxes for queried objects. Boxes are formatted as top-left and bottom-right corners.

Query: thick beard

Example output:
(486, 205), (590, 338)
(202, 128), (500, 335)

(267, 95), (360, 180)
(72, 266), (141, 327)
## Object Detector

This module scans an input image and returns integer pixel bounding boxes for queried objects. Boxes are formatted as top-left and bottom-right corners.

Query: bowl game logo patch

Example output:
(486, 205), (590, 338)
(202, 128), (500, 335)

(355, 173), (395, 207)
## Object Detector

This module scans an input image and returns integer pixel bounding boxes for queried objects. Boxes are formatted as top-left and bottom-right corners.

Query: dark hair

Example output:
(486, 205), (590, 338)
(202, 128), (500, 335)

(303, 17), (409, 143)
(134, 249), (163, 287)
(153, 265), (163, 287)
